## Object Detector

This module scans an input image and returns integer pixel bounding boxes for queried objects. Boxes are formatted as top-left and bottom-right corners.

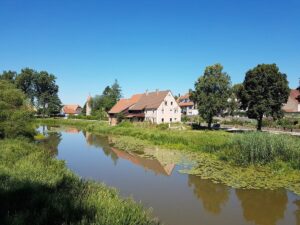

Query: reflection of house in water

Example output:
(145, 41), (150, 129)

(84, 132), (118, 164)
(188, 175), (229, 215)
(236, 189), (288, 225)
(111, 147), (175, 176)
(64, 128), (80, 133)
(39, 132), (62, 156)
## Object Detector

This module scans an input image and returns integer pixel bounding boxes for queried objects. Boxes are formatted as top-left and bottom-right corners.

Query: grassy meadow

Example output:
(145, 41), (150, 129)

(0, 139), (159, 225)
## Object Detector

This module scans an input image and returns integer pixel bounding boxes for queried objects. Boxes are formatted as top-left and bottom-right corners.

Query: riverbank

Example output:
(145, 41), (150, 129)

(0, 138), (159, 225)
(36, 118), (300, 195)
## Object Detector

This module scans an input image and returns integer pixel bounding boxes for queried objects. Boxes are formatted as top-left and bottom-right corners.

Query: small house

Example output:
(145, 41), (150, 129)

(62, 104), (82, 116)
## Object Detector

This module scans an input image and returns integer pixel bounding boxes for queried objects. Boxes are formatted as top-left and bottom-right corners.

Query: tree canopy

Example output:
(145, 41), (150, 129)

(0, 80), (35, 139)
(239, 64), (289, 130)
(191, 64), (231, 128)
(92, 80), (122, 113)
(0, 68), (62, 116)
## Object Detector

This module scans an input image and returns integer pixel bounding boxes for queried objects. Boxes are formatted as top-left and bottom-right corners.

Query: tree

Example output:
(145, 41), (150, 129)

(0, 80), (34, 139)
(239, 64), (289, 131)
(191, 64), (231, 129)
(34, 71), (60, 117)
(227, 83), (243, 116)
(92, 80), (122, 113)
(0, 70), (17, 83)
(15, 68), (36, 104)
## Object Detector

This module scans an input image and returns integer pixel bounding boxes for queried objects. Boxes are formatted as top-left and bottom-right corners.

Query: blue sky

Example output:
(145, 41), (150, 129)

(0, 0), (299, 105)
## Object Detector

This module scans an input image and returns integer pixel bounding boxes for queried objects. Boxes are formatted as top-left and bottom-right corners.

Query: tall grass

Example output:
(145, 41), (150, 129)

(231, 132), (300, 168)
(0, 139), (159, 225)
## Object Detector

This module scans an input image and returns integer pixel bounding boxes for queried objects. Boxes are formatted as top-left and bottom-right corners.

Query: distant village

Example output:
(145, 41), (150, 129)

(62, 88), (300, 126)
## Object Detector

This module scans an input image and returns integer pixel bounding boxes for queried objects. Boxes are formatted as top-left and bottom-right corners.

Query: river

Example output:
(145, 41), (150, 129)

(39, 126), (300, 225)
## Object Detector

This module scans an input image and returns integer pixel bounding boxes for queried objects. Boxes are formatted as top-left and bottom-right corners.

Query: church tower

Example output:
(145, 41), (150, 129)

(86, 95), (92, 116)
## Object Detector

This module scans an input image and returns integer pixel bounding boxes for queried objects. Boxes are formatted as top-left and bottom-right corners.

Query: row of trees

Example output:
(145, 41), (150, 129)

(191, 63), (291, 130)
(0, 68), (62, 116)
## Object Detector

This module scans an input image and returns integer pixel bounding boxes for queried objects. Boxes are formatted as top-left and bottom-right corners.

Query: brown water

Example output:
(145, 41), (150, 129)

(40, 126), (300, 225)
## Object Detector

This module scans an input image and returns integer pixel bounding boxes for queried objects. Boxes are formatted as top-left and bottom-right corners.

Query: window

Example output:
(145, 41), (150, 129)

(170, 118), (172, 122)
(175, 118), (177, 121)
(165, 101), (167, 106)
(153, 110), (155, 113)
(171, 101), (173, 105)
(162, 118), (164, 122)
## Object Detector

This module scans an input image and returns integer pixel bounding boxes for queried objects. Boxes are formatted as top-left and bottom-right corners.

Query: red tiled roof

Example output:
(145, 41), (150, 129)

(177, 93), (190, 102)
(63, 105), (82, 114)
(290, 89), (300, 101)
(179, 102), (194, 107)
(130, 90), (170, 110)
(108, 94), (143, 114)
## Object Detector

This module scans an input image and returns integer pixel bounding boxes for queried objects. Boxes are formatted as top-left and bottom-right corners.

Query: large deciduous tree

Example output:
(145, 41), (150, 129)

(1, 68), (62, 117)
(239, 64), (289, 131)
(191, 64), (231, 129)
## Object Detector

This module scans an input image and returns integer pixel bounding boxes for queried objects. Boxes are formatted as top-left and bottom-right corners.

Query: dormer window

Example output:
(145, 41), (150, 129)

(171, 101), (173, 106)
(165, 101), (167, 106)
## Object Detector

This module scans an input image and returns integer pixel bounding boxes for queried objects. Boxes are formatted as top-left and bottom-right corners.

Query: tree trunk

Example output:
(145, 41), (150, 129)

(207, 117), (213, 129)
(257, 115), (263, 131)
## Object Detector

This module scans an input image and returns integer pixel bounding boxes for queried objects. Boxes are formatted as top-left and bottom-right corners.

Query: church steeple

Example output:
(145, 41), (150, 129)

(86, 94), (92, 116)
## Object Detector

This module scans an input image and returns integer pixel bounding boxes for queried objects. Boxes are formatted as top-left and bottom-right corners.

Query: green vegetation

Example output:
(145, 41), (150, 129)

(0, 68), (62, 117)
(0, 139), (159, 225)
(238, 64), (290, 131)
(38, 119), (300, 194)
(0, 80), (35, 139)
(190, 63), (231, 129)
(91, 80), (122, 115)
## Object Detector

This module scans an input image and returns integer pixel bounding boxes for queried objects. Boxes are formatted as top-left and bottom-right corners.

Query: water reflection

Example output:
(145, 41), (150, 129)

(188, 175), (229, 215)
(111, 147), (175, 176)
(83, 132), (119, 164)
(38, 131), (62, 156)
(236, 189), (288, 225)
(295, 200), (300, 225)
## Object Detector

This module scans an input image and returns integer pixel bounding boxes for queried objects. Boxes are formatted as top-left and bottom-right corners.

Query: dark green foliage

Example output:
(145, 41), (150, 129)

(92, 80), (122, 113)
(239, 64), (290, 130)
(0, 80), (35, 139)
(191, 64), (231, 128)
(0, 139), (159, 225)
(0, 68), (62, 117)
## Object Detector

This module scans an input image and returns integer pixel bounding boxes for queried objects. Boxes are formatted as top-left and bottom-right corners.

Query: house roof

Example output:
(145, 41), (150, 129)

(63, 105), (82, 114)
(108, 94), (143, 114)
(179, 102), (194, 107)
(290, 89), (300, 101)
(177, 93), (190, 102)
(129, 90), (170, 110)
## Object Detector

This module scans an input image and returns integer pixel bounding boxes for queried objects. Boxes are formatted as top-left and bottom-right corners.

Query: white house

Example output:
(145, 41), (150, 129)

(108, 90), (181, 125)
(177, 93), (198, 116)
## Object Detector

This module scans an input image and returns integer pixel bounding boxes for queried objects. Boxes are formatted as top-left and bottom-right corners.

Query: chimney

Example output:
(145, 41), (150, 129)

(145, 89), (148, 95)
(156, 89), (159, 95)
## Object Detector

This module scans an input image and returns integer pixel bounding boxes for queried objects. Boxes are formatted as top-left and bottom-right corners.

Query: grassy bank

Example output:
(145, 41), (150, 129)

(0, 139), (159, 225)
(37, 118), (300, 194)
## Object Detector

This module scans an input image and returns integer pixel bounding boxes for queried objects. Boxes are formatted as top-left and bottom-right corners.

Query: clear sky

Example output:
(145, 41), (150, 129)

(0, 0), (299, 105)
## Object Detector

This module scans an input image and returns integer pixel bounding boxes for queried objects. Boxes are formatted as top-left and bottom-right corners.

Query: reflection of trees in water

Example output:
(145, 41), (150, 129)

(295, 200), (300, 225)
(83, 132), (118, 164)
(236, 189), (288, 225)
(39, 132), (62, 156)
(188, 175), (229, 215)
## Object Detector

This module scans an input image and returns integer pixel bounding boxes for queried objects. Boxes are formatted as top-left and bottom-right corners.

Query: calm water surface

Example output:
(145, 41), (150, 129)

(40, 126), (300, 225)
